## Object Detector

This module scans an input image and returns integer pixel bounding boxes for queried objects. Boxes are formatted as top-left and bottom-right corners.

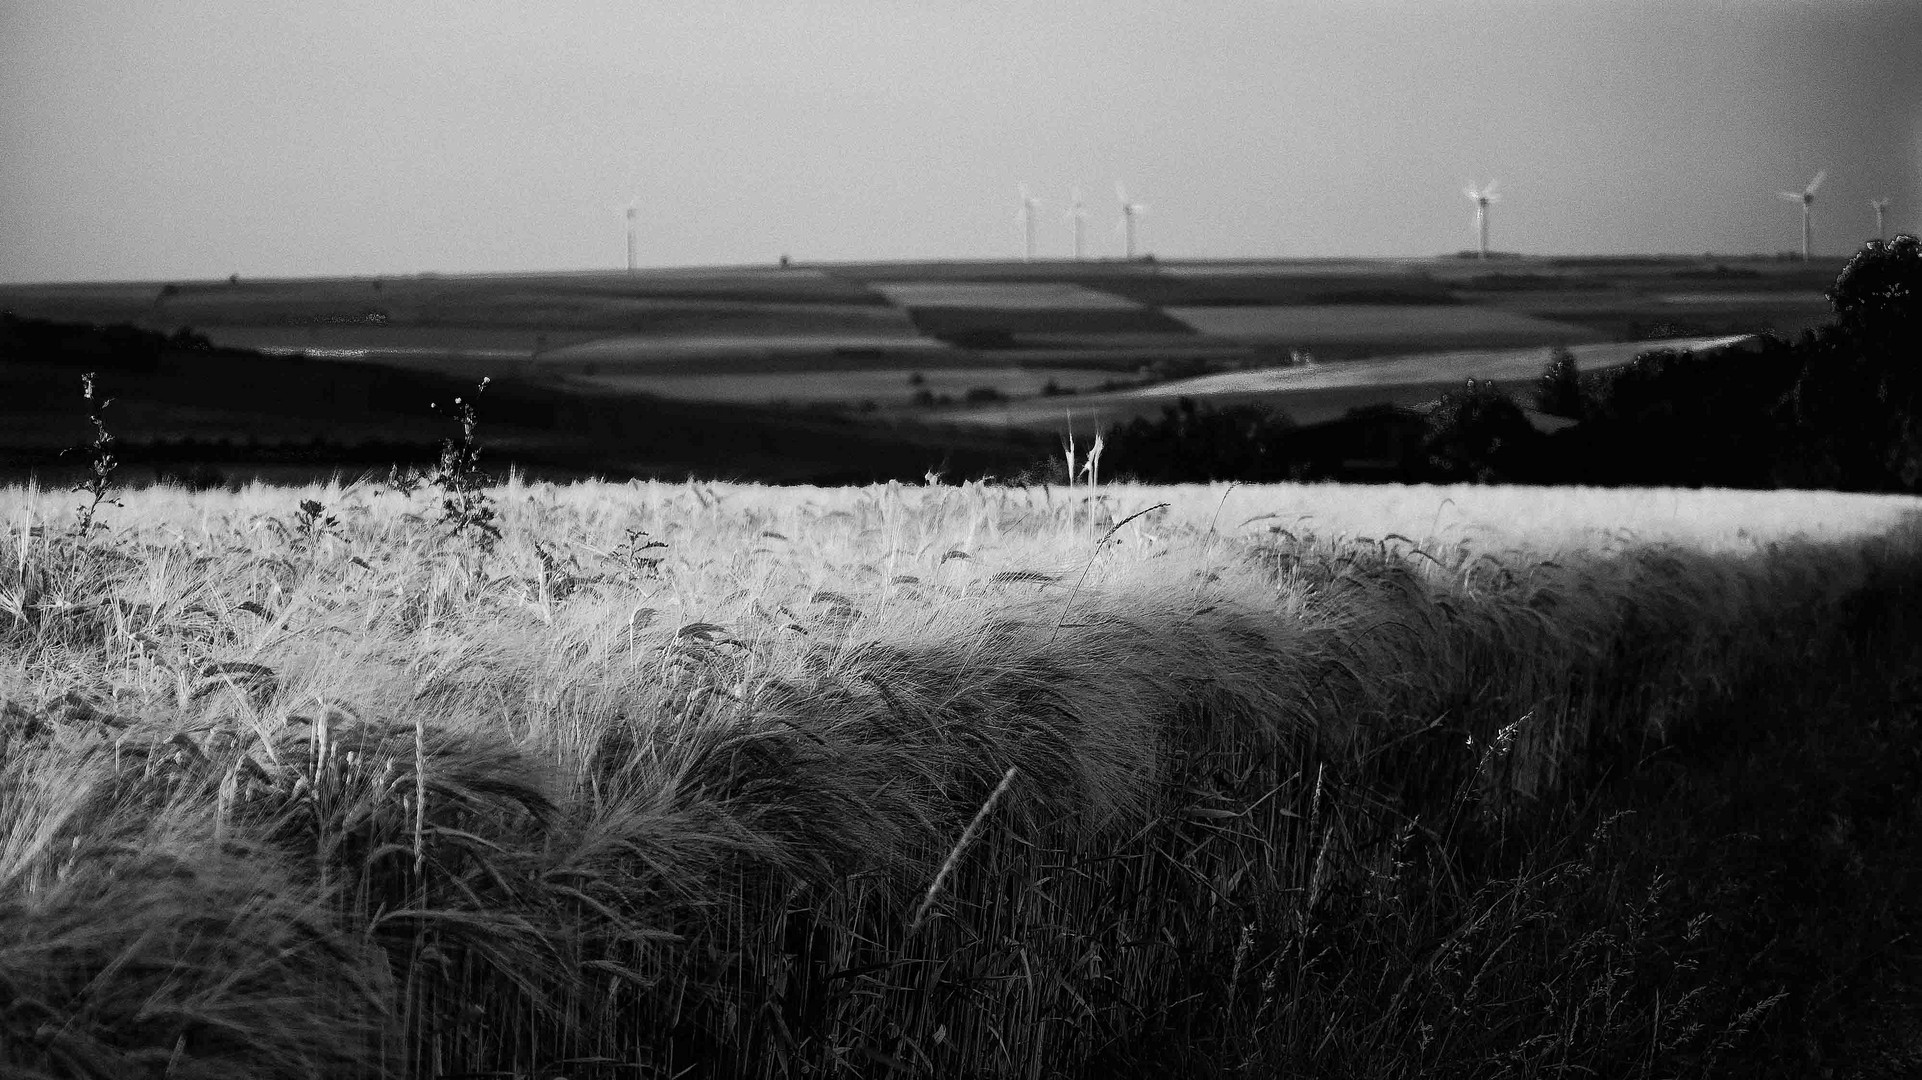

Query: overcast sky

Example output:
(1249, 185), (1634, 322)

(2, 0), (1918, 283)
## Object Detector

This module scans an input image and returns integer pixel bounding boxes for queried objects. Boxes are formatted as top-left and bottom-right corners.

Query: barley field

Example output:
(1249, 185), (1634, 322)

(2, 474), (1918, 1078)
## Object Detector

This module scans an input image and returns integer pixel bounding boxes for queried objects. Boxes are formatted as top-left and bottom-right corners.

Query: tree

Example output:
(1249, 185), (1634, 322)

(1534, 346), (1583, 419)
(1787, 234), (1922, 489)
(1827, 233), (1921, 343)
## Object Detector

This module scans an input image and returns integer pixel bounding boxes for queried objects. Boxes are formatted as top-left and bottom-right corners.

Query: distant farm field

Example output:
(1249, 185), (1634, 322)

(1164, 303), (1603, 346)
(1131, 334), (1756, 398)
(937, 334), (1756, 429)
(869, 281), (1145, 310)
(575, 364), (1121, 405)
(0, 254), (1853, 463)
(534, 329), (948, 365)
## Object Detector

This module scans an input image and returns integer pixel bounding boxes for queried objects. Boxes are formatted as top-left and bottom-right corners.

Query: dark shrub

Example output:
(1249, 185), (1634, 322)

(1422, 379), (1540, 484)
(1103, 398), (1299, 483)
(1534, 346), (1583, 419)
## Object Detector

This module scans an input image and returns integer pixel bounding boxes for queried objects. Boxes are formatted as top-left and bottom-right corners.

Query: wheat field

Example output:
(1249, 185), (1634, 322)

(2, 474), (1917, 1078)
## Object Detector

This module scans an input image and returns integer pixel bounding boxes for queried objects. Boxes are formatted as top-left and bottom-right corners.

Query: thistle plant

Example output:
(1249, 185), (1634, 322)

(292, 498), (340, 565)
(430, 378), (501, 552)
(612, 528), (668, 579)
(63, 373), (124, 540)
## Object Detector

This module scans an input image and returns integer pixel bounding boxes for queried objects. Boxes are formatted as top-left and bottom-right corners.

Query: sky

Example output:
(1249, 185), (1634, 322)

(2, 0), (1919, 283)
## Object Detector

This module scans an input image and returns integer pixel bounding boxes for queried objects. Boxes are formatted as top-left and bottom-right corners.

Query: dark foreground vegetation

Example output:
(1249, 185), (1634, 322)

(1129, 545), (1922, 1079)
(1107, 236), (1922, 491)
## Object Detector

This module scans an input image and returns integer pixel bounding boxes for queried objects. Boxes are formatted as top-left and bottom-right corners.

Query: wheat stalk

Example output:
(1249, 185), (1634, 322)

(910, 765), (1019, 932)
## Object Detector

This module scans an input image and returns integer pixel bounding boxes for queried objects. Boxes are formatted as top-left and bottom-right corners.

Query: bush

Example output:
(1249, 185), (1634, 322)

(1103, 398), (1299, 482)
(1534, 346), (1583, 419)
(1421, 379), (1539, 484)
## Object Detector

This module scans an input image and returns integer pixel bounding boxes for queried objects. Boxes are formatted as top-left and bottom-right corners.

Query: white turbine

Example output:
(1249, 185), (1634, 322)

(625, 203), (637, 272)
(613, 197), (639, 273)
(1871, 197), (1892, 243)
(1115, 182), (1147, 259)
(1778, 170), (1826, 261)
(1018, 185), (1042, 262)
(1463, 180), (1500, 260)
(1066, 188), (1088, 260)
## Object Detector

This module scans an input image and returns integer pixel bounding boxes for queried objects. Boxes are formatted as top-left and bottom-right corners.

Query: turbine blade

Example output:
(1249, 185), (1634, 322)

(1779, 192), (1805, 202)
(1464, 187), (1481, 201)
(1806, 170), (1827, 195)
(1115, 181), (1128, 205)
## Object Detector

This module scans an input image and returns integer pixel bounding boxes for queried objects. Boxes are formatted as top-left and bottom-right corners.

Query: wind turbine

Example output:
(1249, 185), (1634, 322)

(615, 197), (639, 273)
(1871, 197), (1892, 242)
(1018, 185), (1042, 262)
(1066, 188), (1087, 260)
(1115, 182), (1147, 259)
(1778, 170), (1826, 260)
(1463, 180), (1500, 260)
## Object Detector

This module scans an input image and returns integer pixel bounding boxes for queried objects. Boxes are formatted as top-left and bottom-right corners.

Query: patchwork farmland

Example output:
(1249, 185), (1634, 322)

(0, 254), (1838, 415)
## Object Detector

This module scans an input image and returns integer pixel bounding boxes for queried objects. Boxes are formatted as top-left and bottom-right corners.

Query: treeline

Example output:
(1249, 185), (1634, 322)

(1104, 236), (1922, 491)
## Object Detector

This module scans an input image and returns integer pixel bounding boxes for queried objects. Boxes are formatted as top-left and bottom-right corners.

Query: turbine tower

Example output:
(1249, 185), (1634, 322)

(624, 202), (637, 273)
(1871, 197), (1892, 242)
(1115, 182), (1147, 260)
(1463, 180), (1500, 260)
(1018, 185), (1041, 262)
(612, 196), (641, 273)
(1778, 170), (1826, 261)
(1066, 188), (1087, 260)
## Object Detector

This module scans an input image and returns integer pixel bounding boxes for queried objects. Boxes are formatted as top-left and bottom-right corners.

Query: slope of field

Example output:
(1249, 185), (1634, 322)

(2, 478), (1917, 1077)
(1432, 257), (1843, 340)
(867, 281), (1145, 310)
(1164, 303), (1602, 347)
(1133, 334), (1756, 398)
(532, 328), (949, 367)
(937, 334), (1756, 430)
(573, 364), (1119, 406)
(0, 342), (1052, 485)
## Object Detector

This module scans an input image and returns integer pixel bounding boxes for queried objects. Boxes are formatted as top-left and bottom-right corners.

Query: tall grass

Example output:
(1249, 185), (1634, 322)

(1, 476), (1916, 1077)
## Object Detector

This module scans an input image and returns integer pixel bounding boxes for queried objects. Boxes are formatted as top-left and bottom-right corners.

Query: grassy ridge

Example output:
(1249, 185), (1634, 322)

(1, 479), (1917, 1077)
